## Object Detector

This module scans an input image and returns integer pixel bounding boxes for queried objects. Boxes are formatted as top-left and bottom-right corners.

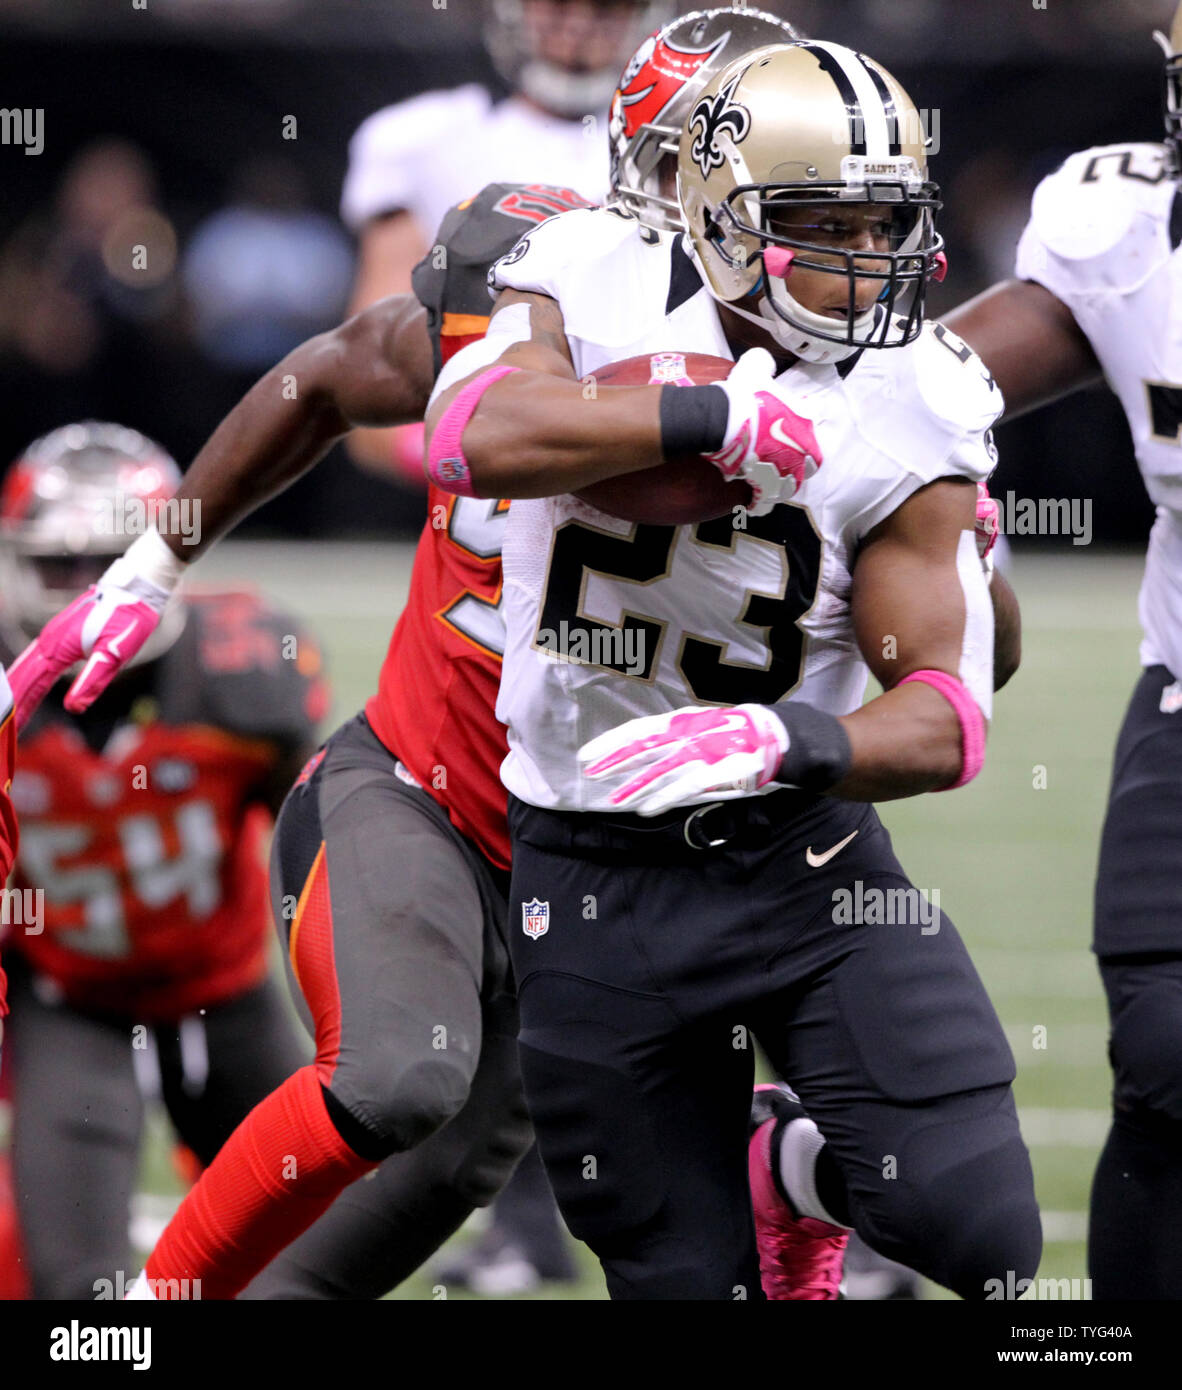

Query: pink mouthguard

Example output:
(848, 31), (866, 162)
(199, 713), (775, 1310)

(763, 247), (795, 280)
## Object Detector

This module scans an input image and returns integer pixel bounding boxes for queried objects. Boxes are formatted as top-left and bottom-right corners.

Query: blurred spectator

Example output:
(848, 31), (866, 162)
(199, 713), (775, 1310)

(0, 138), (194, 463)
(182, 157), (353, 373)
(339, 0), (658, 484)
(0, 139), (177, 379)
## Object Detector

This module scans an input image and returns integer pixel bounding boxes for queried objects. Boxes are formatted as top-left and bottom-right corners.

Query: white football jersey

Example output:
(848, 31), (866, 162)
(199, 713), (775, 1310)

(340, 85), (609, 241)
(488, 208), (1001, 811)
(1015, 142), (1182, 678)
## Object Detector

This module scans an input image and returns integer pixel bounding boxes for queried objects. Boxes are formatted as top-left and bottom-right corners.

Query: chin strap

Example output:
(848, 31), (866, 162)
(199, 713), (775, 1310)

(722, 296), (867, 366)
(681, 229), (870, 366)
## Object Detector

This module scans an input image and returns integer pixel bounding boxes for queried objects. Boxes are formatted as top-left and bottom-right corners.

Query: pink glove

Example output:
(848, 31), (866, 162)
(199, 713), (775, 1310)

(975, 482), (999, 565)
(707, 350), (823, 517)
(7, 530), (184, 728)
(578, 704), (789, 816)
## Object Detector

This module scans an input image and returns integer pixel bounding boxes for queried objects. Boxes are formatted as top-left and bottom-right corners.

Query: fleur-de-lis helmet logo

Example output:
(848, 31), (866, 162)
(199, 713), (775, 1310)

(688, 69), (752, 180)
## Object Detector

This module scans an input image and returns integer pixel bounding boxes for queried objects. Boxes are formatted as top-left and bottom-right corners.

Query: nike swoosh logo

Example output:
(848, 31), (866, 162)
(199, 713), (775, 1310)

(105, 621), (138, 659)
(769, 418), (804, 451)
(805, 830), (859, 868)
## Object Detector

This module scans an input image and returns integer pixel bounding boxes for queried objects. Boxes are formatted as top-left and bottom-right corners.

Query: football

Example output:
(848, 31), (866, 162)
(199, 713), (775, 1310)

(573, 352), (752, 525)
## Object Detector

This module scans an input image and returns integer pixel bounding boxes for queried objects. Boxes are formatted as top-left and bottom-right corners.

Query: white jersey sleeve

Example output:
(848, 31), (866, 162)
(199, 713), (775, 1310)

(340, 85), (491, 232)
(488, 206), (590, 299)
(834, 320), (1003, 547)
(1014, 143), (1173, 305)
(490, 206), (645, 303)
(1013, 142), (1182, 681)
(490, 207), (701, 355)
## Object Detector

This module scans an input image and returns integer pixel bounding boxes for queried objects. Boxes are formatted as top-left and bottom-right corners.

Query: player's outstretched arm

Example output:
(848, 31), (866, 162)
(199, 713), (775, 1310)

(344, 213), (434, 478)
(580, 479), (992, 814)
(943, 280), (1101, 420)
(171, 292), (435, 560)
(425, 290), (820, 511)
(6, 294), (434, 725)
(423, 289), (668, 496)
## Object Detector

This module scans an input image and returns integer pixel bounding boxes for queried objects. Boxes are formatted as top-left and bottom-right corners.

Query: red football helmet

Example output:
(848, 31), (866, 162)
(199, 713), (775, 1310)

(608, 5), (803, 232)
(0, 421), (184, 657)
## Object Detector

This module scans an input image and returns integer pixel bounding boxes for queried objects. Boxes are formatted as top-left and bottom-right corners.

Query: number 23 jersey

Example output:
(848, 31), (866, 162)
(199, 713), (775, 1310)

(491, 208), (1001, 811)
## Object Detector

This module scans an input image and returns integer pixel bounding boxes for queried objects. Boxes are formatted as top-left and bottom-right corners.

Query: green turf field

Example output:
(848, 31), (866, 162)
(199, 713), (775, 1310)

(132, 540), (1138, 1300)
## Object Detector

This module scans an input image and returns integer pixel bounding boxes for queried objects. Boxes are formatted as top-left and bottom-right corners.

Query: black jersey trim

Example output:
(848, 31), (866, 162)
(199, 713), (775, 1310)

(666, 239), (704, 314)
(836, 348), (865, 380)
(1170, 189), (1182, 250)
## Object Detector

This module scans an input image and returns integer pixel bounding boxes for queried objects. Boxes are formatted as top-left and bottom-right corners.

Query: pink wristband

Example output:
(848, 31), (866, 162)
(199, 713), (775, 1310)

(898, 668), (986, 790)
(427, 365), (522, 495)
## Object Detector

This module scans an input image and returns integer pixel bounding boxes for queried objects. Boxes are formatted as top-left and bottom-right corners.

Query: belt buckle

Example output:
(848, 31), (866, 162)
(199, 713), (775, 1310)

(683, 801), (732, 850)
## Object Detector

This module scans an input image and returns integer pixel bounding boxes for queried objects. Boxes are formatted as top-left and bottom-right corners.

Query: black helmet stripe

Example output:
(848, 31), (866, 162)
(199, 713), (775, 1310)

(805, 40), (895, 160)
(804, 42), (866, 156)
(855, 53), (902, 157)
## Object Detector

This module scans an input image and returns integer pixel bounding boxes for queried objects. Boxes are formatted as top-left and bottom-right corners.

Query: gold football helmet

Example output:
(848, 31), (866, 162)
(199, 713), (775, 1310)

(676, 41), (944, 364)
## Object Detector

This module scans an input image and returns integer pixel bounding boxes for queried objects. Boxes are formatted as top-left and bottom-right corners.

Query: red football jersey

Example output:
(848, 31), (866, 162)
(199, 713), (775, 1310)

(6, 592), (324, 1020)
(370, 182), (598, 871)
(0, 670), (16, 1018)
(367, 491), (510, 869)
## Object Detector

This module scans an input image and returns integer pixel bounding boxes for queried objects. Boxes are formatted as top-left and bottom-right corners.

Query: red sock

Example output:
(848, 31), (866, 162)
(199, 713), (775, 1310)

(144, 1065), (376, 1300)
(0, 1151), (30, 1300)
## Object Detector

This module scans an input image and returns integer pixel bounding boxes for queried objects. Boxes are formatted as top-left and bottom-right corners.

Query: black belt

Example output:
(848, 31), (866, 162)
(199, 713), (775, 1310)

(512, 786), (821, 858)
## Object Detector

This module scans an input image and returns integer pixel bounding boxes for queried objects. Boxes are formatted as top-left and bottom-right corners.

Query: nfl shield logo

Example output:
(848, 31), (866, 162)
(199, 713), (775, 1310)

(1162, 681), (1182, 715)
(522, 898), (550, 940)
(647, 352), (694, 386)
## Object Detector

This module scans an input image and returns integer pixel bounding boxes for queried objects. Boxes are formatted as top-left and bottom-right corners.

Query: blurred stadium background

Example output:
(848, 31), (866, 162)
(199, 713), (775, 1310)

(0, 0), (1170, 1297)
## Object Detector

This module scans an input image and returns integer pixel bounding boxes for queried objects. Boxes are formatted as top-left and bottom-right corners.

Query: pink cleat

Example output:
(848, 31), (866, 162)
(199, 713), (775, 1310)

(748, 1083), (849, 1301)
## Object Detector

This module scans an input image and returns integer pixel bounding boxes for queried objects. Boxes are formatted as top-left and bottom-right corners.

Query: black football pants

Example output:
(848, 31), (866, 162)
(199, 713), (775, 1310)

(508, 789), (1040, 1301)
(5, 959), (303, 1300)
(1089, 666), (1182, 1298)
(241, 713), (533, 1298)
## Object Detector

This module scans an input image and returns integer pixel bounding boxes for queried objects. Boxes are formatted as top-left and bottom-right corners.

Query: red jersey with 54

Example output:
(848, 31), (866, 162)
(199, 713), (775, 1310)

(6, 591), (325, 1019)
